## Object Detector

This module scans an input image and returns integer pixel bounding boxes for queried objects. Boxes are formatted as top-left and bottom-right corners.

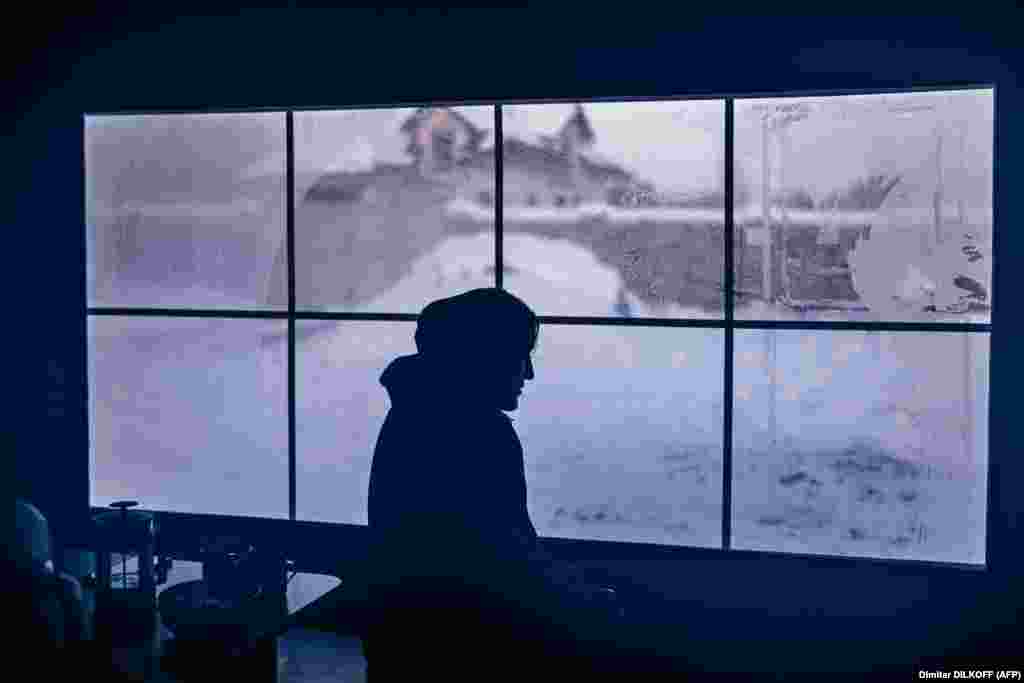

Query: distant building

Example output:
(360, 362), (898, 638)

(399, 108), (488, 177)
(304, 105), (648, 208)
(500, 104), (646, 208)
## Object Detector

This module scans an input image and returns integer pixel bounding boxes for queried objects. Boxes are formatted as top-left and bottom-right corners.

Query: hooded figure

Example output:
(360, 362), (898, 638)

(361, 289), (639, 678)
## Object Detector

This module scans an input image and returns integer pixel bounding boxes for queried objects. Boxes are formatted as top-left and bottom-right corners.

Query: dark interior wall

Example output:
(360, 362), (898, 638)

(10, 7), (1023, 673)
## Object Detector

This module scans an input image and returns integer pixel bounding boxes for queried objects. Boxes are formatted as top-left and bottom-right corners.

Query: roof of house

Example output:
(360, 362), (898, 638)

(305, 108), (639, 202)
(399, 107), (489, 149)
(304, 162), (449, 202)
(580, 155), (632, 184)
(494, 137), (635, 188)
(558, 104), (597, 146)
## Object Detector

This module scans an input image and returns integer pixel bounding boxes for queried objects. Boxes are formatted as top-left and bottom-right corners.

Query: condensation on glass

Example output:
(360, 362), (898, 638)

(733, 89), (994, 323)
(514, 324), (725, 548)
(83, 93), (993, 570)
(731, 330), (989, 564)
(296, 319), (727, 550)
(293, 107), (496, 313)
(88, 317), (289, 518)
(85, 113), (287, 309)
(500, 100), (726, 319)
(295, 320), (417, 524)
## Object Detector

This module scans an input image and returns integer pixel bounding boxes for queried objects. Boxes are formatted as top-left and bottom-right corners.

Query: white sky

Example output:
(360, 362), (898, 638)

(735, 89), (994, 203)
(293, 89), (992, 201)
(504, 101), (724, 193)
(90, 89), (992, 203)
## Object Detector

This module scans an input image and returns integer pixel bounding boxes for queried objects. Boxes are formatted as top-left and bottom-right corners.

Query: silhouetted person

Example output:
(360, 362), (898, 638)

(362, 288), (659, 679)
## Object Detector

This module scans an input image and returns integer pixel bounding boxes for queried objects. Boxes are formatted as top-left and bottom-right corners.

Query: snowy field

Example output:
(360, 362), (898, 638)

(731, 330), (988, 565)
(90, 230), (989, 568)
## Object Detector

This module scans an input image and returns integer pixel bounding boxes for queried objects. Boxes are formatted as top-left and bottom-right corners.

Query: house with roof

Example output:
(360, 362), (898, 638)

(304, 104), (649, 208)
(399, 107), (489, 177)
(498, 104), (647, 208)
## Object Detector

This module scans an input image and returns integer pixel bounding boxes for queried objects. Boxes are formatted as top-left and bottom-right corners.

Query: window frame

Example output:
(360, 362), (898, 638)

(85, 84), (996, 574)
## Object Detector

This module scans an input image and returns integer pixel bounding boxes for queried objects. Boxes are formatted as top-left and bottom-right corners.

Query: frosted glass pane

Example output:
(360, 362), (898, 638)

(732, 330), (989, 564)
(86, 113), (286, 309)
(516, 325), (725, 548)
(296, 320), (724, 548)
(501, 101), (725, 319)
(296, 321), (417, 524)
(294, 107), (496, 312)
(88, 317), (289, 518)
(733, 89), (993, 323)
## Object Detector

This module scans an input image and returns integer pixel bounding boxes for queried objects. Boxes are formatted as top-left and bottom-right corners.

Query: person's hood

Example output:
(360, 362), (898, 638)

(380, 353), (490, 413)
(380, 354), (430, 408)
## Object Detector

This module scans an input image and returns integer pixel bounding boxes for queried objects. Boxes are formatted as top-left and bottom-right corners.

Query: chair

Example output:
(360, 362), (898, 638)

(12, 498), (91, 671)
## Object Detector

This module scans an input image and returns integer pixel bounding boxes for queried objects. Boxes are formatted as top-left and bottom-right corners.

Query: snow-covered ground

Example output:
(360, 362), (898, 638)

(731, 329), (988, 565)
(90, 231), (990, 571)
(445, 198), (992, 232)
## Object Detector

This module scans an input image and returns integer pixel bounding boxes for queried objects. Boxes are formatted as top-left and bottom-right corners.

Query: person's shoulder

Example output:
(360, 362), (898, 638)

(475, 409), (518, 437)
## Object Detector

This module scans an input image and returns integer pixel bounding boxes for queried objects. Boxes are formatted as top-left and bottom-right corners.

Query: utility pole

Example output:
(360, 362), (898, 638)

(760, 103), (810, 306)
(777, 124), (791, 304)
(933, 120), (945, 250)
(958, 117), (967, 227)
(761, 113), (772, 303)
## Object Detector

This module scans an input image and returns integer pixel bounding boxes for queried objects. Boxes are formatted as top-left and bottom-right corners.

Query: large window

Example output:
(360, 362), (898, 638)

(87, 86), (993, 567)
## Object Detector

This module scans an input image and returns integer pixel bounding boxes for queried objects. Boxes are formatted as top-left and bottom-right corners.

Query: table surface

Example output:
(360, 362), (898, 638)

(159, 579), (287, 638)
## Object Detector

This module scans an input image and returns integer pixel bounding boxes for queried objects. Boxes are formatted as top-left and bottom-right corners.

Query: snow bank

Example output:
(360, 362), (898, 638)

(445, 198), (885, 226)
(445, 198), (724, 224)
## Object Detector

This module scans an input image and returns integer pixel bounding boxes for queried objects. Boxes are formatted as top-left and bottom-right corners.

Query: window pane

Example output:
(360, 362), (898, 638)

(732, 330), (989, 564)
(295, 107), (496, 312)
(296, 320), (725, 548)
(287, 573), (342, 615)
(517, 325), (725, 548)
(733, 89), (993, 323)
(296, 320), (417, 524)
(88, 317), (289, 518)
(501, 101), (725, 318)
(86, 113), (286, 309)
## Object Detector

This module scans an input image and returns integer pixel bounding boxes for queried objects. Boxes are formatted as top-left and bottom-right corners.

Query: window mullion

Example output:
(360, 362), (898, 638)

(723, 98), (735, 550)
(495, 104), (503, 290)
(287, 111), (296, 522)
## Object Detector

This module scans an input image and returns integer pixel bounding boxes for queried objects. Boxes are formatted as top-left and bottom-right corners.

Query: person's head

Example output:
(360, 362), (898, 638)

(415, 288), (539, 411)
